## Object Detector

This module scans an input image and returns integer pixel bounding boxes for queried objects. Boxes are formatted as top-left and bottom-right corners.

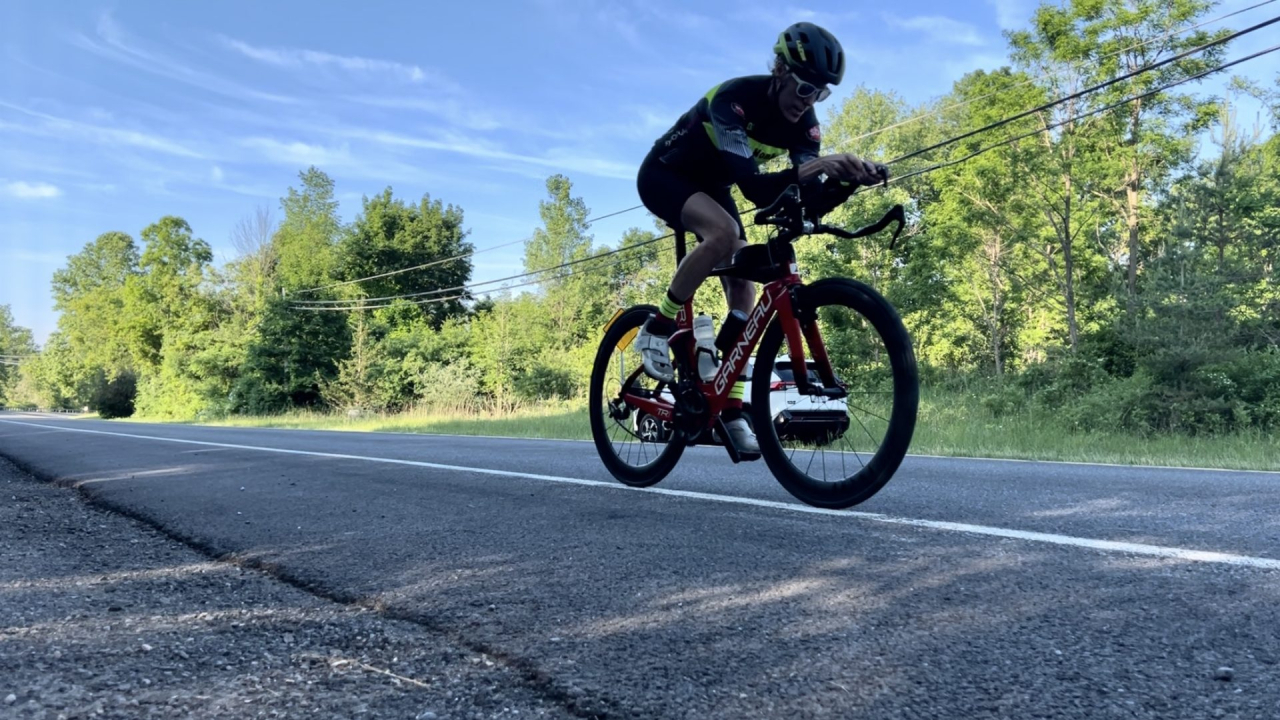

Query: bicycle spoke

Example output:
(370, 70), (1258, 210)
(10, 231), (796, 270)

(851, 411), (880, 448)
(611, 420), (627, 458)
(841, 432), (866, 469)
(845, 402), (890, 424)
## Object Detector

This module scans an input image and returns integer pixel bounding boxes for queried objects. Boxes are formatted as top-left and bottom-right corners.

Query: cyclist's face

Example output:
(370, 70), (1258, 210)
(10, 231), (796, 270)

(777, 73), (819, 123)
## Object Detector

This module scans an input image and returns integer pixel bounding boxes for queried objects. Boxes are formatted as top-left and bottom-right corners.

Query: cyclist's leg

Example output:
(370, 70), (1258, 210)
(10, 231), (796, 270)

(634, 153), (708, 381)
(680, 191), (757, 452)
(668, 193), (744, 303)
(702, 186), (754, 318)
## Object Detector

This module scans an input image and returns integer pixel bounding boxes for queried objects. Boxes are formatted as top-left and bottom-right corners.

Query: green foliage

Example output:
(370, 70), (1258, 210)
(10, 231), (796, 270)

(276, 167), (342, 291)
(339, 189), (472, 327)
(95, 371), (137, 419)
(0, 305), (37, 406)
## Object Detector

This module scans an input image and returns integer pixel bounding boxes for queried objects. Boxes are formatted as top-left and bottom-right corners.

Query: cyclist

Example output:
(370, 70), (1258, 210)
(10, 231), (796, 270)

(635, 21), (887, 453)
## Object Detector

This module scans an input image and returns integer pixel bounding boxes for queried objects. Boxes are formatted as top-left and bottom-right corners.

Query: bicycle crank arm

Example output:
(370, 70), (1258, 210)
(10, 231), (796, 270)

(715, 416), (761, 465)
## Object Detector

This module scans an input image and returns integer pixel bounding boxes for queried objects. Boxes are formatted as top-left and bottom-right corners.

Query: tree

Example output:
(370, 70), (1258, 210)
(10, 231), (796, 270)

(1008, 9), (1117, 353)
(0, 305), (37, 406)
(1073, 0), (1230, 314)
(928, 69), (1052, 376)
(50, 231), (140, 380)
(518, 175), (602, 395)
(339, 188), (473, 328)
(123, 216), (224, 418)
(276, 167), (342, 292)
(234, 170), (350, 412)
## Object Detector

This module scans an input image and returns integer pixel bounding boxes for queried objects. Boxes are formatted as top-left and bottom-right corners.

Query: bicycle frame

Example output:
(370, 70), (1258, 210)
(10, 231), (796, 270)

(620, 271), (841, 434)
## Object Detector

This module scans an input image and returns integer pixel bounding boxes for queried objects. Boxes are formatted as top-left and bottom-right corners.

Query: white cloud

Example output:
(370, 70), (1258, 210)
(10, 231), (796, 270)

(0, 101), (204, 159)
(330, 126), (636, 180)
(217, 35), (447, 88)
(6, 249), (66, 263)
(210, 166), (225, 183)
(885, 14), (985, 47)
(72, 13), (295, 105)
(741, 5), (858, 30)
(345, 95), (506, 132)
(2, 181), (62, 199)
(986, 0), (1037, 32)
(239, 138), (352, 167)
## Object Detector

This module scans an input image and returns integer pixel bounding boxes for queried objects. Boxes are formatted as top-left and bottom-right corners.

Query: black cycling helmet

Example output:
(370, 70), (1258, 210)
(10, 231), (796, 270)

(773, 22), (845, 86)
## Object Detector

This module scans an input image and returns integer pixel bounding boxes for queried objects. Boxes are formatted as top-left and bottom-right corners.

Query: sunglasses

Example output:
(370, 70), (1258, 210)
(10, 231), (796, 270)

(791, 73), (832, 102)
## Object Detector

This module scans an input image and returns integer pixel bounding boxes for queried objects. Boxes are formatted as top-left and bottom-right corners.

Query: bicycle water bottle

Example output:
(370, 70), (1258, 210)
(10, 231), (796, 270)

(693, 314), (720, 382)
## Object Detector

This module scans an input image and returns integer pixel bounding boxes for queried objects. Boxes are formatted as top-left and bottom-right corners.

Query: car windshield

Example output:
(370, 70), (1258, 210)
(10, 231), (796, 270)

(773, 362), (820, 384)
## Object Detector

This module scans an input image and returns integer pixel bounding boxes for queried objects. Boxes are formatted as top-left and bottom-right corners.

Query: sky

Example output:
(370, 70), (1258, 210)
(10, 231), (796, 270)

(1, 0), (1276, 344)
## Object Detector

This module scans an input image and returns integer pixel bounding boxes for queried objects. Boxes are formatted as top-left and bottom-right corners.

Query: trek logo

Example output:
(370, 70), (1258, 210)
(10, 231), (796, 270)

(656, 408), (672, 419)
(713, 291), (775, 395)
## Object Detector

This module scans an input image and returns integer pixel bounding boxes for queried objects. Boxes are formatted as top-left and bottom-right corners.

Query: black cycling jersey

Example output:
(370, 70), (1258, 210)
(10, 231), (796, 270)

(649, 75), (821, 207)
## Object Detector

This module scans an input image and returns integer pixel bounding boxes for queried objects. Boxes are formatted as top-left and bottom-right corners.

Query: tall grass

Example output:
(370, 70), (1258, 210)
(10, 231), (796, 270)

(129, 389), (1279, 471)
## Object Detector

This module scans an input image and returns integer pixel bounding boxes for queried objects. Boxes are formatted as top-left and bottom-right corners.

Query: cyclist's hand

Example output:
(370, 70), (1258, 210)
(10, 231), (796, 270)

(813, 154), (887, 186)
(838, 155), (887, 185)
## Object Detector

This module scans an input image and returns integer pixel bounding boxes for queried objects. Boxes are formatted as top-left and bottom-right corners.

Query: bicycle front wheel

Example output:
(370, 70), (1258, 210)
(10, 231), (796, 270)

(751, 278), (918, 508)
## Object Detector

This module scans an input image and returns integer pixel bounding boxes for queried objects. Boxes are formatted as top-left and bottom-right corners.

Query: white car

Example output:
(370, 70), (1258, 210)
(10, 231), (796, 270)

(633, 358), (850, 444)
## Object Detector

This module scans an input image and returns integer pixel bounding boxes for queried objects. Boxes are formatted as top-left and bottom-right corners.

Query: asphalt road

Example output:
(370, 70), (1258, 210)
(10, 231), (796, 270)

(2, 411), (1279, 719)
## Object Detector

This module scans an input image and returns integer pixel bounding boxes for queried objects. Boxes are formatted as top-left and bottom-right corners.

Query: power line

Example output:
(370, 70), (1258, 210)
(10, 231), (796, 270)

(827, 0), (1277, 154)
(290, 231), (678, 307)
(886, 43), (1280, 187)
(883, 13), (1280, 168)
(292, 239), (676, 312)
(289, 206), (656, 298)
(288, 235), (530, 297)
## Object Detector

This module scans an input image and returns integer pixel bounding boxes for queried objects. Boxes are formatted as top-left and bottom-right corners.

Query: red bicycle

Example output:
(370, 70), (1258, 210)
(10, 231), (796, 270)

(589, 183), (919, 509)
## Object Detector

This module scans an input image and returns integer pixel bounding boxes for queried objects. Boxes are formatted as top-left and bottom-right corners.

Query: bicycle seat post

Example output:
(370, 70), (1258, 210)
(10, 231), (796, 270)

(674, 227), (687, 265)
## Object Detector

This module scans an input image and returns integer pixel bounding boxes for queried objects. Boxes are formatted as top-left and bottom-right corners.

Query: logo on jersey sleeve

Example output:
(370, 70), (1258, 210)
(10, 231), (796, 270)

(731, 103), (745, 118)
(808, 125), (822, 143)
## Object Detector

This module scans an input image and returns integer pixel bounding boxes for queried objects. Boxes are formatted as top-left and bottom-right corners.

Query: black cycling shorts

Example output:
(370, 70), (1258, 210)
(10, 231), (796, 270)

(636, 149), (746, 242)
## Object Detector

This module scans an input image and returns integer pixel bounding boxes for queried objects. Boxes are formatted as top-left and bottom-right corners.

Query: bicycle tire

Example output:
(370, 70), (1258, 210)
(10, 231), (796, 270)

(589, 305), (687, 487)
(751, 278), (918, 508)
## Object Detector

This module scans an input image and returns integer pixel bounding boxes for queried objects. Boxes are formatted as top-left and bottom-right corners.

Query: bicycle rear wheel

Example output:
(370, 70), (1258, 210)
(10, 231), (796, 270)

(589, 305), (686, 487)
(752, 278), (918, 508)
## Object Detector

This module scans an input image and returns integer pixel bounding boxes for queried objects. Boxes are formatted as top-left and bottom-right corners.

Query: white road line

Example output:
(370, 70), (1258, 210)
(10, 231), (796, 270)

(3, 418), (1279, 571)
(40, 413), (1280, 475)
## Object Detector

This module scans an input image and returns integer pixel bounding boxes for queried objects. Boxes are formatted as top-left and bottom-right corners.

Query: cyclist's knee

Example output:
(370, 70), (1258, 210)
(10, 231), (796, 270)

(700, 224), (740, 255)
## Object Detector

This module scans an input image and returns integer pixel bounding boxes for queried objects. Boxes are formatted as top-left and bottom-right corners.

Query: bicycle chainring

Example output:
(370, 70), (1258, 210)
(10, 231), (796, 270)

(671, 376), (709, 437)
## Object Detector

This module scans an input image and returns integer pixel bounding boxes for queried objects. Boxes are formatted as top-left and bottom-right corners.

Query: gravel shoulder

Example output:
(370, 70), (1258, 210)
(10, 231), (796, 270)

(0, 457), (577, 720)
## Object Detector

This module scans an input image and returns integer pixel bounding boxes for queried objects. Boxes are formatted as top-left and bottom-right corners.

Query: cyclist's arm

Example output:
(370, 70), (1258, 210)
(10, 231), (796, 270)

(790, 110), (887, 186)
(790, 113), (822, 169)
(705, 94), (801, 207)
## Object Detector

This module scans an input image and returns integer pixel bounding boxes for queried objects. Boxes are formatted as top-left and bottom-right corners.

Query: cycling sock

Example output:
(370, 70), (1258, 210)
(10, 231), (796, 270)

(658, 290), (683, 321)
(647, 290), (684, 336)
(723, 379), (747, 420)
